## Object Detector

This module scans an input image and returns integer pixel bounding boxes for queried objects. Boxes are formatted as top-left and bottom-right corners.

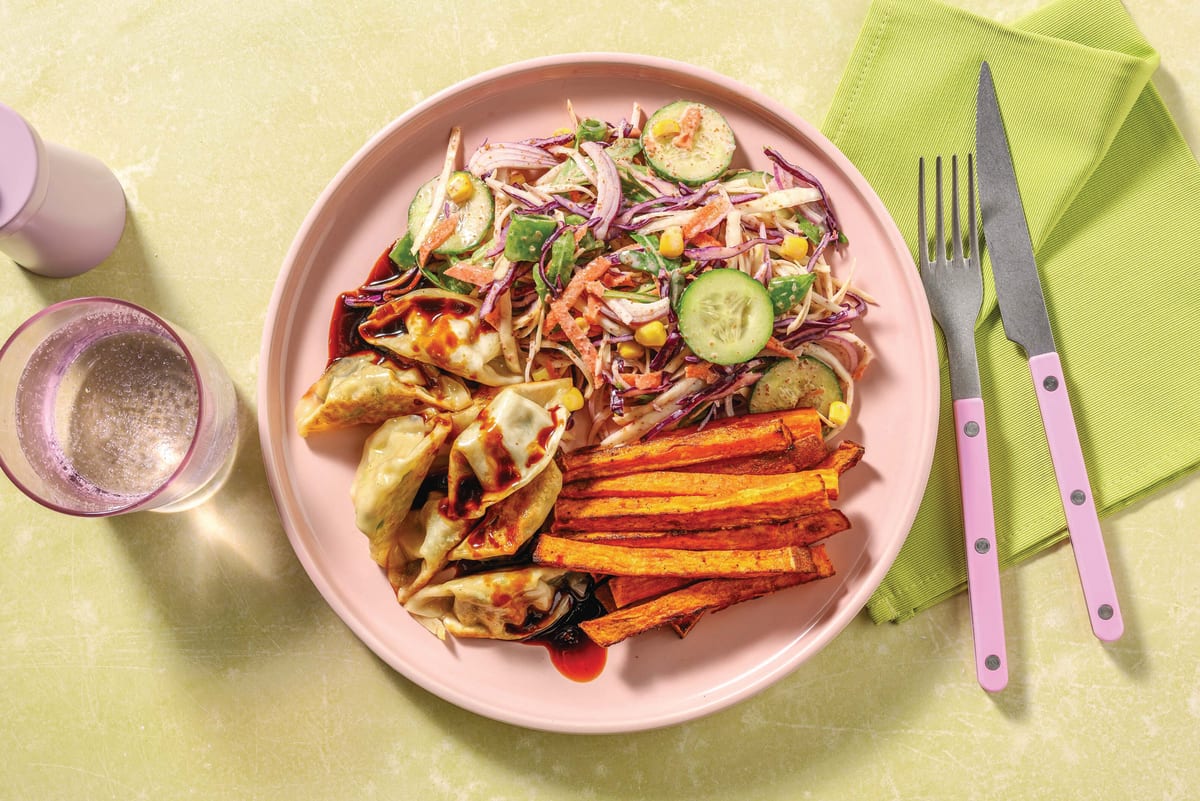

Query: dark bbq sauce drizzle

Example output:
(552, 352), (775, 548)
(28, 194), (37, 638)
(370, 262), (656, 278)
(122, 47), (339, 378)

(327, 245), (401, 364)
(524, 591), (608, 682)
(457, 543), (608, 681)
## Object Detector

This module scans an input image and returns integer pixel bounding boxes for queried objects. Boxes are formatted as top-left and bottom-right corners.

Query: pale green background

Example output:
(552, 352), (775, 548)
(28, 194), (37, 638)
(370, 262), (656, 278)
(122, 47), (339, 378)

(2, 2), (1197, 799)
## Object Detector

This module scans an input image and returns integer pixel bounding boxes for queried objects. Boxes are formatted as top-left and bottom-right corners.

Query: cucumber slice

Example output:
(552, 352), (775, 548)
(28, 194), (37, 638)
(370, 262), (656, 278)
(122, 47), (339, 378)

(406, 171), (494, 256)
(676, 268), (773, 365)
(640, 101), (736, 186)
(749, 356), (844, 417)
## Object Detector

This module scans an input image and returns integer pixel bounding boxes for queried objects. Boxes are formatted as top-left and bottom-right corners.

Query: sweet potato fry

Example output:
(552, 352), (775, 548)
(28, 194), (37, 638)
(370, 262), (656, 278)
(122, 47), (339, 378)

(579, 546), (835, 648)
(558, 468), (840, 501)
(533, 536), (819, 578)
(559, 416), (794, 481)
(552, 472), (833, 531)
(679, 431), (828, 475)
(816, 439), (866, 474)
(706, 407), (822, 442)
(564, 509), (851, 550)
(607, 575), (695, 608)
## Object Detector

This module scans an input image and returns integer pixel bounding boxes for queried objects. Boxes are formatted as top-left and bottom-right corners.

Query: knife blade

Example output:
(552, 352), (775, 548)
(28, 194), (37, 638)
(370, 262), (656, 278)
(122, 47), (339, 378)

(975, 61), (1124, 642)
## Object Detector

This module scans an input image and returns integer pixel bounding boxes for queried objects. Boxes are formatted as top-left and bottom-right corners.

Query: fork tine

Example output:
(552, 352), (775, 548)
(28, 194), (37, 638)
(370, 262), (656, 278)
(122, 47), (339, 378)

(951, 155), (964, 262)
(917, 158), (928, 270)
(968, 153), (979, 262)
(934, 156), (946, 266)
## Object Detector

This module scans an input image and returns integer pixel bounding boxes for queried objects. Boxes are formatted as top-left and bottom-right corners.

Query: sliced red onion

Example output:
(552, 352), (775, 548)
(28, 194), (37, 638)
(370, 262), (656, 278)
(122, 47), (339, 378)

(468, 142), (560, 176)
(683, 236), (779, 262)
(478, 261), (521, 320)
(580, 141), (620, 241)
(763, 147), (841, 233)
(807, 227), (837, 271)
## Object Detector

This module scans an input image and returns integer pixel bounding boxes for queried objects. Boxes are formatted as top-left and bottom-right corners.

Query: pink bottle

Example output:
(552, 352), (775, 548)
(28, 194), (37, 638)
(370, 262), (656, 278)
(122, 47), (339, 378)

(0, 102), (126, 278)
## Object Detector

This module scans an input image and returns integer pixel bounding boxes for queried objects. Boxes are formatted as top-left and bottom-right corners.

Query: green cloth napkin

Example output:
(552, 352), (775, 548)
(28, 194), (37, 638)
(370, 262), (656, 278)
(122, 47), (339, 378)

(822, 0), (1200, 623)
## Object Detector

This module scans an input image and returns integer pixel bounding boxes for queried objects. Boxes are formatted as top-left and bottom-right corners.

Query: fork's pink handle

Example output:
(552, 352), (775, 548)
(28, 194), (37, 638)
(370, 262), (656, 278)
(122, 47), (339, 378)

(1029, 352), (1124, 642)
(952, 397), (1008, 692)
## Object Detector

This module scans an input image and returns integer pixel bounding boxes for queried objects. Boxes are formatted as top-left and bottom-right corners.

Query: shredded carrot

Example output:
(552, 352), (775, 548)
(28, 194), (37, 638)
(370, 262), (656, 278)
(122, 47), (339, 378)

(443, 261), (496, 287)
(584, 280), (607, 323)
(690, 232), (723, 250)
(761, 336), (798, 360)
(417, 215), (459, 267)
(601, 270), (638, 288)
(624, 370), (664, 390)
(672, 105), (702, 150)
(560, 256), (611, 309)
(684, 362), (718, 382)
(546, 256), (611, 380)
(682, 196), (731, 240)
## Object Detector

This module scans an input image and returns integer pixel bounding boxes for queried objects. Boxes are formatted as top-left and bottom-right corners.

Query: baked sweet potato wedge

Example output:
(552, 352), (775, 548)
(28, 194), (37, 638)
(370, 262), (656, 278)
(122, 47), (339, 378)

(579, 545), (835, 648)
(552, 471), (833, 531)
(559, 416), (795, 481)
(558, 468), (840, 501)
(563, 509), (851, 550)
(533, 536), (820, 578)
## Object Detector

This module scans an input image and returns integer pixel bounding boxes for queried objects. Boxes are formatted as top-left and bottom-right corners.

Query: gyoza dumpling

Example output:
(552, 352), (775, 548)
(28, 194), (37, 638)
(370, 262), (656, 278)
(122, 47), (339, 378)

(387, 492), (472, 603)
(350, 413), (452, 565)
(294, 352), (472, 436)
(448, 462), (561, 562)
(404, 567), (591, 640)
(359, 289), (523, 386)
(445, 379), (572, 519)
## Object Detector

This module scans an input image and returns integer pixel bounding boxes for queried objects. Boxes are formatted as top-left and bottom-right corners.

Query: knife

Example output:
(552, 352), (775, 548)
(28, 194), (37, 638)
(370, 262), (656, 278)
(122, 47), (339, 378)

(975, 62), (1123, 642)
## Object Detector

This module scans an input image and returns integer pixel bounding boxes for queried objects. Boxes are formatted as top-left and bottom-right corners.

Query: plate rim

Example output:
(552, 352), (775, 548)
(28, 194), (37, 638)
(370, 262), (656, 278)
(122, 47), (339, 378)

(257, 51), (939, 733)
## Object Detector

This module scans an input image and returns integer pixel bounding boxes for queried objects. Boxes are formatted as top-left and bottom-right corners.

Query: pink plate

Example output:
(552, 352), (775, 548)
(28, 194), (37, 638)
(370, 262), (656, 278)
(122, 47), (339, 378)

(258, 53), (938, 733)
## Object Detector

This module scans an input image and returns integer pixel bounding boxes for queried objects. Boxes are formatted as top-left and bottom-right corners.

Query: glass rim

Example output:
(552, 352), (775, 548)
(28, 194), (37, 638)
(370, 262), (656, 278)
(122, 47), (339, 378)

(0, 296), (208, 516)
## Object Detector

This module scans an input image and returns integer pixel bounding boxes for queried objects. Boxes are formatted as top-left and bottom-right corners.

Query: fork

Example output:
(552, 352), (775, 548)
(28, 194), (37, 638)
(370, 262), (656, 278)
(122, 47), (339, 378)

(918, 155), (1008, 692)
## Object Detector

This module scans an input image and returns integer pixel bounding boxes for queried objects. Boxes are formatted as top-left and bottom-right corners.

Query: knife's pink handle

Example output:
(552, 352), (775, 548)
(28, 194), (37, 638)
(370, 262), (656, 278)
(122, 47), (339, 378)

(952, 397), (1008, 692)
(1029, 352), (1124, 642)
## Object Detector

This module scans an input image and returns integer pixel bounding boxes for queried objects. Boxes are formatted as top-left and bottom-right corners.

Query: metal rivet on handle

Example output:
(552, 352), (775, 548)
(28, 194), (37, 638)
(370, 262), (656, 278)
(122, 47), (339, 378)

(1098, 604), (1114, 620)
(984, 655), (1002, 671)
(974, 538), (991, 554)
(964, 421), (980, 437)
(1043, 376), (1059, 391)
(1070, 490), (1086, 506)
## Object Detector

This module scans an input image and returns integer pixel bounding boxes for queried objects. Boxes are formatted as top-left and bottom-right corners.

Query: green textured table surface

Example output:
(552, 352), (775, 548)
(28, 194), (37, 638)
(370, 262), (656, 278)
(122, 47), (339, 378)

(2, 2), (1197, 799)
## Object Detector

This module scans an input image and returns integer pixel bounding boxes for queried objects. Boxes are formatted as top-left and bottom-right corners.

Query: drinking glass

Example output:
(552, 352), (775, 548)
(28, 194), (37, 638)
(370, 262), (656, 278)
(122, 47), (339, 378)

(0, 298), (239, 515)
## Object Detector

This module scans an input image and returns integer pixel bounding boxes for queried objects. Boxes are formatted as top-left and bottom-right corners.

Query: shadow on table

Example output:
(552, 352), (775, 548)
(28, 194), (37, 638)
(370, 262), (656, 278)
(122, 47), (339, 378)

(106, 390), (325, 669)
(381, 610), (950, 801)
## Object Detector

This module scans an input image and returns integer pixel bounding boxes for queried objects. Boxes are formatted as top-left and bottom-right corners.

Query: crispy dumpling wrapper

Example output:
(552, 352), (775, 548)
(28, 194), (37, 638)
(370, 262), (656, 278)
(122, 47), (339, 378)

(446, 379), (572, 519)
(350, 413), (452, 565)
(448, 461), (562, 562)
(294, 352), (472, 436)
(359, 289), (523, 386)
(387, 492), (473, 603)
(404, 567), (591, 641)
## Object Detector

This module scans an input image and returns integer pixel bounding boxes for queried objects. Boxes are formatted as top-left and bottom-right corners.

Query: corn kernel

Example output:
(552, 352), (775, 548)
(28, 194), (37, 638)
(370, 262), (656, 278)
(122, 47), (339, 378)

(651, 117), (681, 139)
(446, 172), (474, 204)
(827, 400), (850, 427)
(658, 225), (685, 259)
(617, 340), (645, 360)
(781, 234), (809, 262)
(509, 170), (527, 185)
(574, 316), (590, 331)
(531, 366), (551, 381)
(562, 387), (585, 412)
(634, 320), (668, 348)
(552, 126), (574, 137)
